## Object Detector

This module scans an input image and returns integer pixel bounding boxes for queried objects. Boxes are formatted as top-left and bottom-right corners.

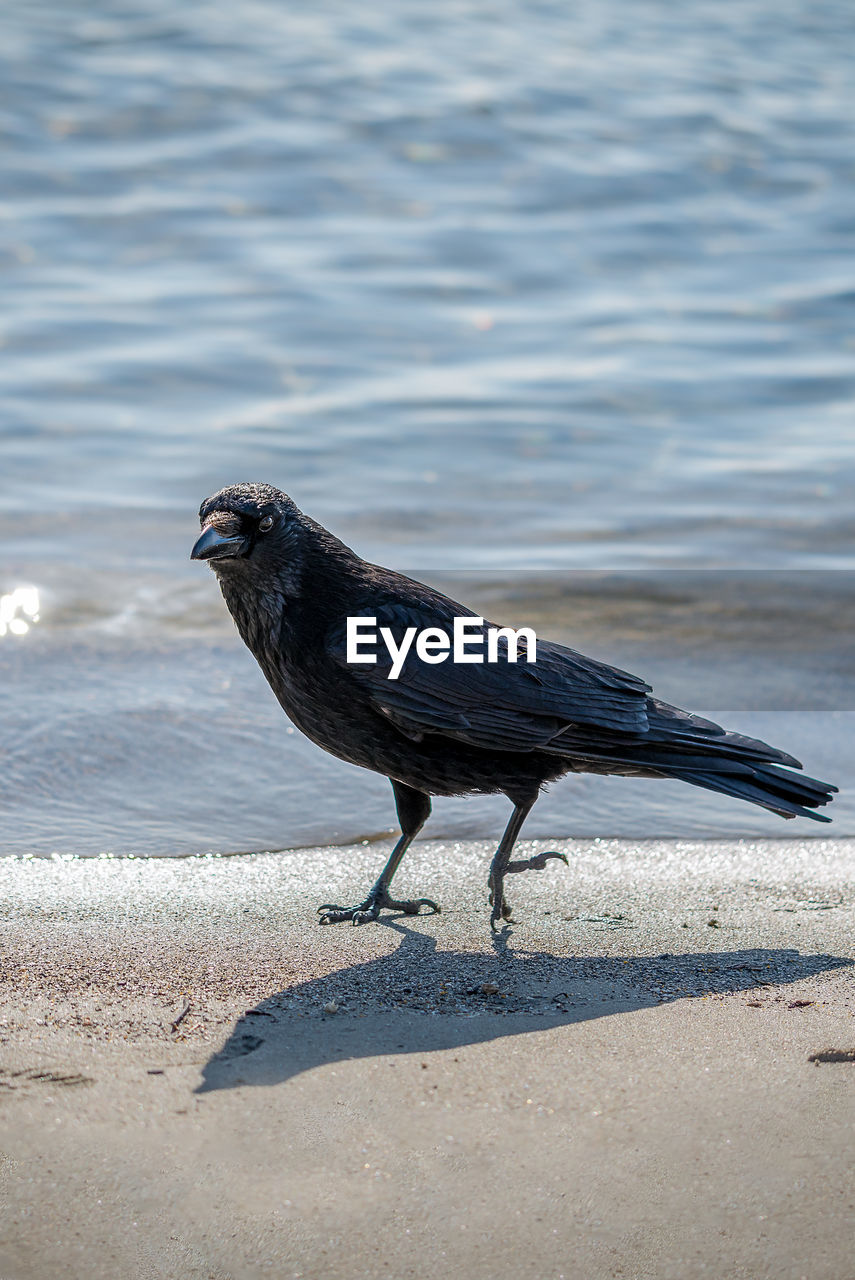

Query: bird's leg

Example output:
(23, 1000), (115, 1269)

(487, 800), (535, 931)
(318, 782), (438, 926)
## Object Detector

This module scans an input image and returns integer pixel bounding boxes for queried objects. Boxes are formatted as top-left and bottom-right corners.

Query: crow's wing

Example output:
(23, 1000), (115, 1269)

(327, 601), (652, 750)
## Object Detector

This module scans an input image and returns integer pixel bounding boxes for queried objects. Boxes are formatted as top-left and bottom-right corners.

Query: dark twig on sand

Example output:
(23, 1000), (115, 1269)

(170, 999), (192, 1034)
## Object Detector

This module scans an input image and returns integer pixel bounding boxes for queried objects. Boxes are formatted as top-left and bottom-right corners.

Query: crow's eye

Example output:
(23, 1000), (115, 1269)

(258, 515), (274, 533)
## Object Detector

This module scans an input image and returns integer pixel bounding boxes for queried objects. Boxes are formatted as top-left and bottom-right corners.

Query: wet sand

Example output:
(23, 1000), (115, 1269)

(1, 837), (854, 1279)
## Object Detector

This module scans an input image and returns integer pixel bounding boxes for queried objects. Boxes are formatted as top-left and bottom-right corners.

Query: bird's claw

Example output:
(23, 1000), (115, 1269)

(488, 890), (515, 931)
(397, 897), (440, 917)
(506, 850), (568, 874)
(317, 902), (379, 926)
(490, 907), (516, 932)
(318, 893), (439, 926)
(487, 849), (567, 928)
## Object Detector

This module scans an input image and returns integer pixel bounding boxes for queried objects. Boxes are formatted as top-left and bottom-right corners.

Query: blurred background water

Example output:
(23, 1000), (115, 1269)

(1, 0), (853, 855)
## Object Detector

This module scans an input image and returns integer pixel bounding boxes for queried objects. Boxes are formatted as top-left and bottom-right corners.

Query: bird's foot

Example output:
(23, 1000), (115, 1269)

(488, 888), (515, 932)
(505, 850), (568, 874)
(490, 903), (514, 932)
(318, 886), (439, 926)
(488, 852), (566, 930)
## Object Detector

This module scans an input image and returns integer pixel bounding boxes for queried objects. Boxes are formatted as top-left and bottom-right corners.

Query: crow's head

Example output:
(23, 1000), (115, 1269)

(192, 483), (304, 583)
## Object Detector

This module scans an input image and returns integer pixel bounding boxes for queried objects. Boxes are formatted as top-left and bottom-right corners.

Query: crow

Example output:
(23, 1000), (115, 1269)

(191, 482), (837, 930)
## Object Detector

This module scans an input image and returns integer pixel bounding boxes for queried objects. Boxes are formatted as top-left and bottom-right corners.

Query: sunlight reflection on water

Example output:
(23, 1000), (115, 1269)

(0, 586), (41, 638)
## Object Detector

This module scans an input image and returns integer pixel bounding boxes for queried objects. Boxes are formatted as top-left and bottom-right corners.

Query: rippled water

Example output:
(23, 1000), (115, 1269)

(1, 1), (853, 853)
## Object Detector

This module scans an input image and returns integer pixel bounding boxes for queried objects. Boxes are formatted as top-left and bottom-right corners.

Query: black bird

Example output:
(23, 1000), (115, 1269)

(191, 482), (837, 930)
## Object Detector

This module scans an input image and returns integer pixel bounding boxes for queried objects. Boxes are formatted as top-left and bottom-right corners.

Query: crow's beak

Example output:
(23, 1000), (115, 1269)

(191, 525), (248, 562)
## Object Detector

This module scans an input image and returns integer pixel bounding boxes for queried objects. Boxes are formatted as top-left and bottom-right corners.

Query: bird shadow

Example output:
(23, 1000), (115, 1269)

(197, 921), (851, 1094)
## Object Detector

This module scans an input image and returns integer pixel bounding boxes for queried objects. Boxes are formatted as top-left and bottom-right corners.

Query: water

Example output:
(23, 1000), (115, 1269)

(1, 1), (854, 854)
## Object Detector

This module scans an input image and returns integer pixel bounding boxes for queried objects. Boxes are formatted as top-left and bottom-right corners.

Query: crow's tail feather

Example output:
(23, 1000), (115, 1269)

(550, 698), (838, 822)
(662, 760), (836, 822)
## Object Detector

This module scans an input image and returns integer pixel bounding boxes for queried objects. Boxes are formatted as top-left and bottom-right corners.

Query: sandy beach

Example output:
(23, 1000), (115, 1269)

(1, 836), (854, 1279)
